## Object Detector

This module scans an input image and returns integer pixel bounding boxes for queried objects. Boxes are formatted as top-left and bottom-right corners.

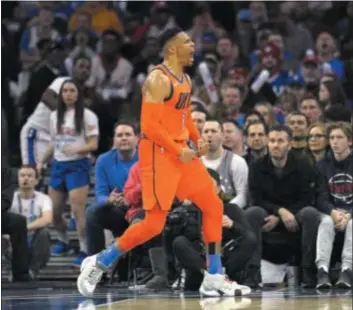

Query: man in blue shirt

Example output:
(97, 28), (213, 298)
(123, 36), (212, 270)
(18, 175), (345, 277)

(85, 121), (138, 256)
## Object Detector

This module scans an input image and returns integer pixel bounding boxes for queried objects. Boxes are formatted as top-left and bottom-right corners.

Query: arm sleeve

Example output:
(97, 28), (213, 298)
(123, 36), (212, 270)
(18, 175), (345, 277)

(141, 103), (183, 156)
(95, 157), (110, 207)
(185, 106), (201, 143)
(229, 156), (248, 209)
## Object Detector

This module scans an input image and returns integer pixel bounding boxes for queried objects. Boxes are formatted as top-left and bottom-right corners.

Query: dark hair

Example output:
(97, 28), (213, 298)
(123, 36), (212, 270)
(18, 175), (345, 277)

(114, 119), (139, 136)
(321, 79), (348, 107)
(218, 33), (236, 45)
(20, 164), (39, 179)
(324, 104), (352, 123)
(244, 110), (266, 125)
(102, 29), (123, 42)
(159, 27), (183, 47)
(204, 119), (223, 131)
(269, 124), (293, 140)
(221, 118), (242, 131)
(245, 120), (269, 136)
(57, 79), (84, 135)
(300, 94), (319, 105)
(286, 111), (309, 126)
(73, 53), (91, 66)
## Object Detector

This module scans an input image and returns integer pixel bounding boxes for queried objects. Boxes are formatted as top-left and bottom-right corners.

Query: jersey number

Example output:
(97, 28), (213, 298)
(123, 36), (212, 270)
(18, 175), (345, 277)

(175, 92), (190, 110)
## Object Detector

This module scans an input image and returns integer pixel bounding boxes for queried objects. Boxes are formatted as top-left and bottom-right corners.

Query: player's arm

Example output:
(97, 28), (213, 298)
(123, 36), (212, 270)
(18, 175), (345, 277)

(184, 74), (201, 143)
(141, 70), (183, 157)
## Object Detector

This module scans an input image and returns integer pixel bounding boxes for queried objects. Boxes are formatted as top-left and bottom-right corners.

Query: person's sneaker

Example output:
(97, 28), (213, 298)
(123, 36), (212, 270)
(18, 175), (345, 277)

(51, 241), (69, 257)
(335, 269), (352, 289)
(199, 271), (251, 297)
(72, 252), (88, 268)
(301, 267), (317, 288)
(316, 268), (332, 289)
(77, 255), (106, 297)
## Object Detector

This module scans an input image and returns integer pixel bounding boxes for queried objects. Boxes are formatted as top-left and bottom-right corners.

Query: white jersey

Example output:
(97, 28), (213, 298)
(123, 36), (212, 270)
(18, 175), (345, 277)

(26, 77), (71, 132)
(11, 191), (53, 223)
(50, 108), (99, 162)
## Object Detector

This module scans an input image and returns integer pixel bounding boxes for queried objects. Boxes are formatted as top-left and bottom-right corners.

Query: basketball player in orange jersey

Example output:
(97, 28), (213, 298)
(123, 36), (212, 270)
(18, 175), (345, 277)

(77, 28), (251, 297)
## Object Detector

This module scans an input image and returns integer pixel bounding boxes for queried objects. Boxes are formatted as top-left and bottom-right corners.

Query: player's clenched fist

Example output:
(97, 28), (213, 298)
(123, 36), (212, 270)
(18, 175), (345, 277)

(197, 138), (208, 156)
(178, 147), (196, 163)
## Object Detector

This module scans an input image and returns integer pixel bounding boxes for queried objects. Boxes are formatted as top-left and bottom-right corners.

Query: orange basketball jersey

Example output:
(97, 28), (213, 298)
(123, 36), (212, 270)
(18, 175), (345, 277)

(141, 64), (192, 142)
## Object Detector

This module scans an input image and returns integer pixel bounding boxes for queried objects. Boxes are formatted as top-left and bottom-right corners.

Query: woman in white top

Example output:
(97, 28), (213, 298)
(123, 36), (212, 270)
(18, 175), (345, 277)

(39, 79), (99, 266)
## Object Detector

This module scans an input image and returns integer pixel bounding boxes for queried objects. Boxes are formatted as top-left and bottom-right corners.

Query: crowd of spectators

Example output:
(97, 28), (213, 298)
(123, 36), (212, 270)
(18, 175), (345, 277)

(1, 1), (352, 290)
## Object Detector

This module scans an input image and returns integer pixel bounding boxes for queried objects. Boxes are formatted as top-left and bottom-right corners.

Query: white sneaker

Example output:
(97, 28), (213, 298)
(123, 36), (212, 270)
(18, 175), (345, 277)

(77, 255), (105, 297)
(200, 272), (251, 297)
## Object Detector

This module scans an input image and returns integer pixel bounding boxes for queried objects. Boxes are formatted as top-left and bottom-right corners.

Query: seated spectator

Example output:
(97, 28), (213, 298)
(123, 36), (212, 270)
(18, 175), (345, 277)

(20, 6), (61, 69)
(124, 162), (168, 290)
(299, 95), (323, 124)
(307, 122), (328, 163)
(315, 32), (344, 79)
(258, 41), (290, 95)
(243, 120), (268, 166)
(39, 80), (99, 266)
(285, 111), (310, 158)
(214, 84), (244, 121)
(319, 79), (349, 111)
(245, 125), (320, 288)
(315, 122), (352, 289)
(69, 2), (123, 35)
(191, 107), (208, 135)
(221, 119), (245, 156)
(254, 101), (284, 127)
(240, 110), (266, 130)
(11, 165), (53, 278)
(201, 120), (248, 209)
(173, 169), (255, 291)
(85, 121), (138, 256)
(2, 165), (30, 282)
(324, 104), (353, 124)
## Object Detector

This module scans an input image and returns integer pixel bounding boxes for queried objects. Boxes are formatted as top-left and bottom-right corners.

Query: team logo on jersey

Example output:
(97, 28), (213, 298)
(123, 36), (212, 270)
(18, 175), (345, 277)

(328, 173), (353, 204)
(175, 92), (190, 110)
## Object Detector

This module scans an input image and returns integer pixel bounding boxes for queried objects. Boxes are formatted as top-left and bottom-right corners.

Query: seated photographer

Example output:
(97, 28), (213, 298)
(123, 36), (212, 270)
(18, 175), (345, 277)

(201, 120), (248, 209)
(172, 169), (256, 291)
(85, 121), (138, 256)
(10, 165), (53, 278)
(315, 122), (352, 289)
(123, 162), (168, 290)
(245, 125), (320, 289)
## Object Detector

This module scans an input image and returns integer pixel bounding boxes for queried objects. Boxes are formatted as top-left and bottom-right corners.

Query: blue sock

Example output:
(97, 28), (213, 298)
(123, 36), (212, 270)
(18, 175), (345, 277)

(96, 243), (121, 269)
(208, 254), (223, 274)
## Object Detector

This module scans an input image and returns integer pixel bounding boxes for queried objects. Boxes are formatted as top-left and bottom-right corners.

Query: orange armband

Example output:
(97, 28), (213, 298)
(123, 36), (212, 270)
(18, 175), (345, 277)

(141, 103), (183, 157)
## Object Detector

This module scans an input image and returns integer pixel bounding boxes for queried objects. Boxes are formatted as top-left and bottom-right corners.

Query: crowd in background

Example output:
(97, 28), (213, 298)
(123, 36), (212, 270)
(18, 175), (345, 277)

(1, 1), (352, 290)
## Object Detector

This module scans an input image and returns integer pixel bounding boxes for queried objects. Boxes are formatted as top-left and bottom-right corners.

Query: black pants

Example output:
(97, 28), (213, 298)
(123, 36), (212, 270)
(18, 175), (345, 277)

(172, 207), (257, 290)
(245, 206), (321, 268)
(29, 229), (51, 272)
(85, 204), (129, 255)
(1, 212), (29, 279)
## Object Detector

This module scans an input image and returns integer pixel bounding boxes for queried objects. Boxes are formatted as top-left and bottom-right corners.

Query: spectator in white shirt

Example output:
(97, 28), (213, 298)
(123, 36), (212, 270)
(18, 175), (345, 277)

(201, 120), (249, 209)
(11, 165), (53, 277)
(38, 79), (99, 267)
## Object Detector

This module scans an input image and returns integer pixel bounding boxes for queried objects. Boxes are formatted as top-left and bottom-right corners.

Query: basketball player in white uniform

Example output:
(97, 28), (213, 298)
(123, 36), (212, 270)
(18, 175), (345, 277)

(20, 54), (92, 166)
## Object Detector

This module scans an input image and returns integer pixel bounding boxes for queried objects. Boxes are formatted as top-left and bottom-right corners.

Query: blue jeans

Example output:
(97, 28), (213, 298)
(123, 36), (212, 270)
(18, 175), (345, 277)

(85, 204), (129, 255)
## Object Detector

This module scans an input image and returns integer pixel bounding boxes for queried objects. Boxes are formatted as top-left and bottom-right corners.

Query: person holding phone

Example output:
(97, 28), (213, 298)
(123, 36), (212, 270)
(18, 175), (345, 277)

(85, 120), (139, 256)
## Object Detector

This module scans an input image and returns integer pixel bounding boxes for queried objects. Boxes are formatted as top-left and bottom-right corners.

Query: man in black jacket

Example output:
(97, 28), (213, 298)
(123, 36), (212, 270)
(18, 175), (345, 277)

(172, 169), (256, 291)
(245, 124), (320, 288)
(1, 165), (31, 281)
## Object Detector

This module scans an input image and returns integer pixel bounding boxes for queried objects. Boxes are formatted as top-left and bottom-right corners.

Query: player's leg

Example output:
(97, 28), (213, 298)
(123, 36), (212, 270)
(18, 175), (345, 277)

(77, 206), (169, 296)
(66, 159), (91, 266)
(176, 159), (251, 296)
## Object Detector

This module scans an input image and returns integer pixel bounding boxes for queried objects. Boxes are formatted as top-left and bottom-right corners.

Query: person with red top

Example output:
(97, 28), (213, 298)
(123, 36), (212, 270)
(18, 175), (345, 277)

(124, 162), (169, 290)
